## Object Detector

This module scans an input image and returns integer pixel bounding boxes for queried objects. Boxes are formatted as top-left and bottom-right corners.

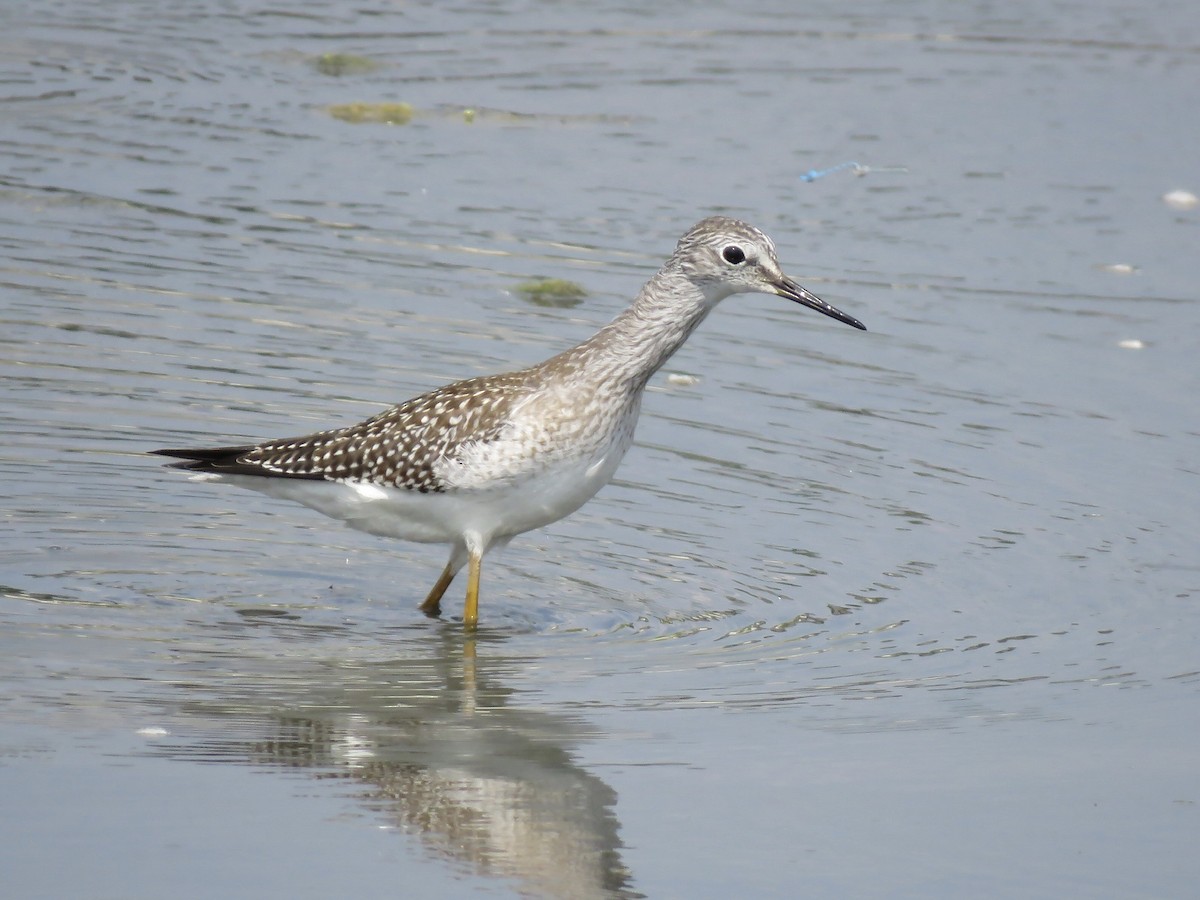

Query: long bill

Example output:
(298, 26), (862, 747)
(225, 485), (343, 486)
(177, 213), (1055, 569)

(774, 276), (867, 331)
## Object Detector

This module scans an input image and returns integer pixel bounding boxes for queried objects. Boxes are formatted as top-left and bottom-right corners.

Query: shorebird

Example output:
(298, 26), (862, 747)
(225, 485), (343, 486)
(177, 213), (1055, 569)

(155, 216), (866, 628)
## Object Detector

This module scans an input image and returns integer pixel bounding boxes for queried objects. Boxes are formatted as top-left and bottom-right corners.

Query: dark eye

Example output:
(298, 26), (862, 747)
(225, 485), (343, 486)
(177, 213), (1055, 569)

(722, 245), (746, 265)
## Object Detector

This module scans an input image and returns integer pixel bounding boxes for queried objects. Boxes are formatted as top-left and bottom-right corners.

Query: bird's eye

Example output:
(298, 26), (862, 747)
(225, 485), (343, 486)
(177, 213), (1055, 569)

(722, 245), (747, 265)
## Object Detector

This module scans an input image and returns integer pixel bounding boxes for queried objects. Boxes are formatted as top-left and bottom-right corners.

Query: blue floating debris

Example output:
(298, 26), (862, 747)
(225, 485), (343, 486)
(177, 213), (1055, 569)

(800, 161), (907, 182)
(799, 161), (864, 182)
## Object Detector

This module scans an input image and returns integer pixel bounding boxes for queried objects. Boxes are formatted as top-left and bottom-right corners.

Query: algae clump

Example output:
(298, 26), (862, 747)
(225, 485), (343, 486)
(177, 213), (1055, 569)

(314, 54), (381, 77)
(328, 102), (414, 125)
(513, 278), (587, 307)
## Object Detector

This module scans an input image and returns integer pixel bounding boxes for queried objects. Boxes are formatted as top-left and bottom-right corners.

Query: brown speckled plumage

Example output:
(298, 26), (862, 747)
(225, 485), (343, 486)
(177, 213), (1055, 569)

(162, 370), (537, 493)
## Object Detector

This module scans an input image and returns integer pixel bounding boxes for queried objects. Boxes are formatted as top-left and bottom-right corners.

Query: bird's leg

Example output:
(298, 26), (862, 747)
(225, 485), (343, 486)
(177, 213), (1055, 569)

(419, 561), (457, 618)
(463, 550), (482, 630)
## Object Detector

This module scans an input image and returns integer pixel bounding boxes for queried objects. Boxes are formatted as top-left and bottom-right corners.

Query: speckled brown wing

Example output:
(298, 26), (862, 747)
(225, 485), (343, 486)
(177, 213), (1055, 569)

(154, 371), (536, 494)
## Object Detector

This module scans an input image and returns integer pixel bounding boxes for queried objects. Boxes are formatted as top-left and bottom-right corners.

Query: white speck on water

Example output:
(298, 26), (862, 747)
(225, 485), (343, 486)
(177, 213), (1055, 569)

(136, 726), (170, 737)
(1117, 339), (1145, 349)
(666, 373), (700, 386)
(1097, 263), (1138, 275)
(1162, 189), (1198, 210)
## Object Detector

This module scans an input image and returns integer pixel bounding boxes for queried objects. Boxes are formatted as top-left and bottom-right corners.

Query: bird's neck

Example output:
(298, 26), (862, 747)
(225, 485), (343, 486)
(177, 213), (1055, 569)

(561, 268), (727, 392)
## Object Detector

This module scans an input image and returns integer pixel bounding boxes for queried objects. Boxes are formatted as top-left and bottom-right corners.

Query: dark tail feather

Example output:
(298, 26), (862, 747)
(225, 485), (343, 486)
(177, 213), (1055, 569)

(151, 445), (327, 480)
(151, 445), (257, 473)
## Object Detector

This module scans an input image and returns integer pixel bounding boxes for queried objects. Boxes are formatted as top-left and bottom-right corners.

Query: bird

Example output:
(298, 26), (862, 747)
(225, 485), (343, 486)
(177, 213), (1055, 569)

(154, 216), (866, 628)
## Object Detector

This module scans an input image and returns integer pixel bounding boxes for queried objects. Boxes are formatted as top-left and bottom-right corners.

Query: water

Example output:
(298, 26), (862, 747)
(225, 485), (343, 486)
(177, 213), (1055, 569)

(2, 1), (1199, 897)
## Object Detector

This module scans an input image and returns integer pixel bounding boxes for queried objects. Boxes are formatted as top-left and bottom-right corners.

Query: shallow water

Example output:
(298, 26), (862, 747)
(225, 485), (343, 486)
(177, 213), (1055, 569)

(2, 1), (1199, 897)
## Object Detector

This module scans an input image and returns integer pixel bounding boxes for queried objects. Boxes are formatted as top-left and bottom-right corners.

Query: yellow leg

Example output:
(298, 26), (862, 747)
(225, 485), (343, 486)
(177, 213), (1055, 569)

(463, 550), (482, 630)
(418, 561), (456, 618)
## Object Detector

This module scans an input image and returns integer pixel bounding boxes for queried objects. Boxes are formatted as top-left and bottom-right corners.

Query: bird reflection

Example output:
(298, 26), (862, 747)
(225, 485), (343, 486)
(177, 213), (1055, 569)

(153, 629), (640, 899)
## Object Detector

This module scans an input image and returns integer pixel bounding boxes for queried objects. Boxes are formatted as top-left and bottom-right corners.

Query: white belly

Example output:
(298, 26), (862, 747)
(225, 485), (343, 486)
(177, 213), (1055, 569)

(198, 382), (641, 552)
(200, 428), (630, 547)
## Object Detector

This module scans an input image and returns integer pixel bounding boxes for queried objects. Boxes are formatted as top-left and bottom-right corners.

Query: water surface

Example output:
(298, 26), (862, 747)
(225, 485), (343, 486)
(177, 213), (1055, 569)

(2, 1), (1198, 897)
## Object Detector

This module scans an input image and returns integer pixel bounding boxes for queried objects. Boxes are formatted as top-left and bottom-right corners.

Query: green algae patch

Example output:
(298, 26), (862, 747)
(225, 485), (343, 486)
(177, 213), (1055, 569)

(313, 53), (381, 77)
(326, 103), (644, 128)
(328, 102), (414, 125)
(512, 278), (587, 307)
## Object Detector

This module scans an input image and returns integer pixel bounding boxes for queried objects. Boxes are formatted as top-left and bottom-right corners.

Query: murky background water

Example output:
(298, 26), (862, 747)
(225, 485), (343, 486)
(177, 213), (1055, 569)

(2, 1), (1198, 897)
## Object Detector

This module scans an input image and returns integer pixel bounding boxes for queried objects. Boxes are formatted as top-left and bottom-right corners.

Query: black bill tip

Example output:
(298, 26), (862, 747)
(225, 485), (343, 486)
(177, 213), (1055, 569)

(776, 277), (866, 331)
